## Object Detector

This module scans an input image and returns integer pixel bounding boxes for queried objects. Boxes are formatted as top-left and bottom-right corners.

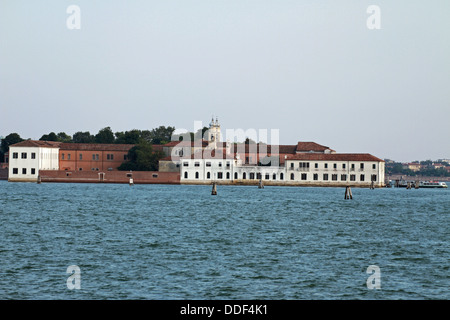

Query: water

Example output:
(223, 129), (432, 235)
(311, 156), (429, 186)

(0, 180), (448, 299)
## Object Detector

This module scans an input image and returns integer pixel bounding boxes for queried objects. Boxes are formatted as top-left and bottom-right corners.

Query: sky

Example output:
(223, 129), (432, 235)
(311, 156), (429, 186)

(1, 0), (449, 162)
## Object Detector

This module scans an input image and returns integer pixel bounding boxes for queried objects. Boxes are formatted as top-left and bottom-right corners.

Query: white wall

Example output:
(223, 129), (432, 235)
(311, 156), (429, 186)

(8, 146), (59, 182)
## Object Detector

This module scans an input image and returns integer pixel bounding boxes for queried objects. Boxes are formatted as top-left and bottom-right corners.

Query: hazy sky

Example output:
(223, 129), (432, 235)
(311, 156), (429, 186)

(1, 0), (449, 162)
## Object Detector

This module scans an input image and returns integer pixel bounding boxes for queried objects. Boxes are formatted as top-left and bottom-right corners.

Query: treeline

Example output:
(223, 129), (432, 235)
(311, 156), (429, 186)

(386, 161), (450, 177)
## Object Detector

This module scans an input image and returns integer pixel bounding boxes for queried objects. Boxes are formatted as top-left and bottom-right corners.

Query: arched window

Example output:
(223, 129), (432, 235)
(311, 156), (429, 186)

(280, 173), (284, 180)
(243, 172), (246, 180)
(207, 172), (211, 179)
(195, 172), (199, 179)
(226, 172), (230, 179)
(234, 172), (238, 179)
(290, 173), (294, 180)
(184, 171), (188, 179)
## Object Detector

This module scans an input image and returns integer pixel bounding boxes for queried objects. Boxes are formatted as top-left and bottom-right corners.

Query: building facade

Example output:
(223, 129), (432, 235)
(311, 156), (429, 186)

(8, 141), (60, 182)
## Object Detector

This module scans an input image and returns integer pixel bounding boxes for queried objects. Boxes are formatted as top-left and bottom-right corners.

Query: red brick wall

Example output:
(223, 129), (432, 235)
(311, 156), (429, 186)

(39, 170), (180, 184)
(59, 150), (129, 171)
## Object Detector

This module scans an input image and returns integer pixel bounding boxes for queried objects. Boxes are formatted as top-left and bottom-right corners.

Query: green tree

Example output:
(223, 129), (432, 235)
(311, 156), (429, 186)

(1, 133), (24, 154)
(39, 132), (58, 141)
(118, 141), (164, 171)
(95, 127), (115, 144)
(73, 131), (95, 143)
(115, 130), (141, 144)
(141, 126), (175, 144)
(57, 132), (72, 143)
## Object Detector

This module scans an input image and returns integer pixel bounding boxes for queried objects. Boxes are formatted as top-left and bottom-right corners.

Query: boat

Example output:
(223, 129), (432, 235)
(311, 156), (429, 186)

(419, 181), (448, 188)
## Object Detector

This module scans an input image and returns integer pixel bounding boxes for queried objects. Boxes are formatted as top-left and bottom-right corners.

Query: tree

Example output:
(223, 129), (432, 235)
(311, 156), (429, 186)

(57, 132), (72, 143)
(141, 126), (175, 144)
(118, 141), (164, 171)
(73, 131), (95, 143)
(39, 132), (58, 141)
(115, 130), (141, 144)
(94, 127), (115, 144)
(1, 133), (24, 154)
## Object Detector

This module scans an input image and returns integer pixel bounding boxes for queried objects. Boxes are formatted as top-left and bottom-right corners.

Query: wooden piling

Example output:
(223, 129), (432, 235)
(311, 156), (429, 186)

(345, 186), (353, 199)
(211, 182), (217, 195)
(415, 180), (419, 189)
(37, 175), (41, 184)
(258, 178), (264, 189)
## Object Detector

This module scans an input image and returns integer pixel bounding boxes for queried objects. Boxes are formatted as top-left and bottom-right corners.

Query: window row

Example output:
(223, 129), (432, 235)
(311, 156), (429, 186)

(60, 153), (117, 161)
(289, 173), (377, 182)
(184, 161), (231, 168)
(12, 168), (36, 175)
(12, 152), (36, 159)
(289, 162), (377, 170)
(183, 171), (285, 180)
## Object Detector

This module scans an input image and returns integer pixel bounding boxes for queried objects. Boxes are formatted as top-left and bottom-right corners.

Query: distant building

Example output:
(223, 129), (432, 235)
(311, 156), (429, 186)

(8, 140), (60, 182)
(402, 163), (422, 172)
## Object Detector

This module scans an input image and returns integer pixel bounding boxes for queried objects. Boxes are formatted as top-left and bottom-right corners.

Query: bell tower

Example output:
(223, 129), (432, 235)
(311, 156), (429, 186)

(207, 116), (221, 149)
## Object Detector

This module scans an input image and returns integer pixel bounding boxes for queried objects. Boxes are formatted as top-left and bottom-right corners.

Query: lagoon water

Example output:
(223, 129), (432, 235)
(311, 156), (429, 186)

(0, 180), (448, 299)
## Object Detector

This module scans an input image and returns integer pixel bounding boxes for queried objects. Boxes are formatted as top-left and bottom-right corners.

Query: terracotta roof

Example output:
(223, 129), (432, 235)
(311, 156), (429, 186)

(285, 153), (384, 162)
(59, 143), (135, 152)
(295, 142), (334, 152)
(163, 140), (209, 147)
(10, 140), (61, 148)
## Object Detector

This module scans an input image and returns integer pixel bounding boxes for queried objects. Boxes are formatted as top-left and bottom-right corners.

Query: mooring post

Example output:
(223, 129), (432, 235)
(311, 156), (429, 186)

(345, 186), (353, 200)
(37, 175), (41, 184)
(415, 180), (419, 189)
(129, 178), (134, 186)
(211, 182), (217, 195)
(258, 178), (264, 189)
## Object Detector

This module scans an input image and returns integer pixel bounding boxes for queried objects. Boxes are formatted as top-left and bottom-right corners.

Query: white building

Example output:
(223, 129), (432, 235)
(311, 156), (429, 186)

(8, 140), (60, 182)
(179, 118), (386, 187)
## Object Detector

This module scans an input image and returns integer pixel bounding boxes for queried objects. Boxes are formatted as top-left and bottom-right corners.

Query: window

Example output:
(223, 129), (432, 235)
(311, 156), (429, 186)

(152, 174), (158, 178)
(31, 168), (36, 175)
(31, 153), (36, 159)
(13, 153), (18, 159)
(360, 163), (364, 169)
(79, 168), (83, 171)
(332, 174), (338, 181)
(333, 163), (337, 169)
(315, 163), (318, 169)
(257, 173), (261, 180)
(299, 162), (310, 168)
(184, 172), (188, 179)
(13, 168), (18, 174)
(342, 163), (346, 169)
(226, 162), (230, 168)
(226, 172), (230, 179)
(324, 163), (328, 169)
(265, 173), (270, 180)
(92, 154), (95, 160)
(207, 172), (211, 179)
(206, 162), (211, 167)
(372, 164), (376, 169)
(183, 162), (189, 167)
(290, 173), (295, 180)
(217, 172), (223, 179)
(234, 172), (238, 179)
(96, 154), (99, 161)
(62, 153), (65, 160)
(350, 174), (356, 181)
(68, 154), (71, 160)
(360, 174), (365, 181)
(218, 162), (222, 167)
(195, 172), (199, 179)
(290, 163), (294, 168)
(341, 174), (347, 181)
(313, 173), (318, 181)
(194, 162), (200, 167)
(21, 153), (27, 159)
(243, 172), (246, 179)
(272, 173), (276, 180)
(371, 174), (377, 182)
(323, 174), (329, 181)
(110, 154), (114, 160)
(79, 154), (83, 160)
(22, 168), (27, 174)
(280, 173), (284, 180)
(301, 173), (307, 180)
(107, 154), (110, 160)
(250, 173), (255, 179)
(351, 164), (355, 170)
